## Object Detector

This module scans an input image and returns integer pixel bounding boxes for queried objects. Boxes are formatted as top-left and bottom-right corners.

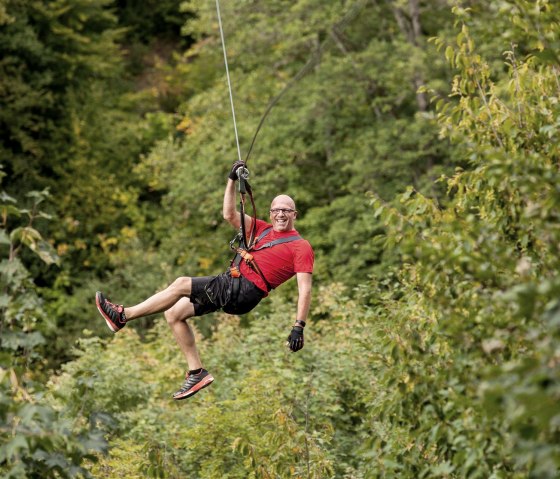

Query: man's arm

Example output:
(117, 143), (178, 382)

(295, 272), (312, 323)
(223, 175), (253, 231)
(223, 178), (241, 228)
(286, 272), (312, 352)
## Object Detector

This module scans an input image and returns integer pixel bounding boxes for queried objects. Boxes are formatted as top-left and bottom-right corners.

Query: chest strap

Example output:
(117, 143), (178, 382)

(230, 228), (302, 292)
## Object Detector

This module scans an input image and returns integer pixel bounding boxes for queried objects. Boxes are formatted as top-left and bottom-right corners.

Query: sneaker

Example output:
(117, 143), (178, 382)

(173, 369), (214, 400)
(95, 291), (127, 332)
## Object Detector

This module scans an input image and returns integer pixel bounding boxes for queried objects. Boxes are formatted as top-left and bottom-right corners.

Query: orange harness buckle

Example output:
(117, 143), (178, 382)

(237, 248), (254, 263)
(229, 265), (241, 278)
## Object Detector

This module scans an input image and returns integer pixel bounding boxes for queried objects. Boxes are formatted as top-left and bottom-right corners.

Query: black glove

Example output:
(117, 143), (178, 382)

(286, 326), (304, 352)
(228, 160), (246, 181)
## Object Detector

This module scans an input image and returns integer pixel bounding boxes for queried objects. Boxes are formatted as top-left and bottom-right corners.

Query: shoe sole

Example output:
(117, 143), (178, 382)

(95, 292), (119, 333)
(173, 375), (215, 400)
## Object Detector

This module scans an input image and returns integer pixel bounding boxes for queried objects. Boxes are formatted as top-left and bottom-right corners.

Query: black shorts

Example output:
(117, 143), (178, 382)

(189, 272), (265, 317)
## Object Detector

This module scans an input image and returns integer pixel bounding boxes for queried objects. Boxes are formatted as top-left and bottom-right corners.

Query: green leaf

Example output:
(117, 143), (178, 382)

(0, 190), (17, 203)
(431, 461), (455, 475)
(37, 211), (53, 220)
(0, 294), (9, 307)
(445, 45), (455, 65)
(2, 435), (29, 461)
(532, 48), (559, 64)
(26, 188), (50, 203)
(0, 204), (21, 218)
(1, 331), (46, 351)
(28, 239), (60, 265)
(10, 226), (42, 247)
(0, 228), (9, 244)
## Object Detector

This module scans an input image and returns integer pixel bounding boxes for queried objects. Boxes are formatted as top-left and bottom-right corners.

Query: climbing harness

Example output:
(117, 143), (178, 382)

(229, 227), (302, 293)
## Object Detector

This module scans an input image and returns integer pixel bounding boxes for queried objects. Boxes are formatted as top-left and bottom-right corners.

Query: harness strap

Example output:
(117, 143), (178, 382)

(229, 227), (303, 292)
(254, 227), (272, 245)
(230, 247), (273, 291)
(253, 235), (302, 251)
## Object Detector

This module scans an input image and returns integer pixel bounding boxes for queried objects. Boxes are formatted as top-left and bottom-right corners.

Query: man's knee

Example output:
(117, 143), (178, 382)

(164, 297), (195, 325)
(169, 276), (192, 295)
(165, 308), (185, 325)
(164, 310), (177, 325)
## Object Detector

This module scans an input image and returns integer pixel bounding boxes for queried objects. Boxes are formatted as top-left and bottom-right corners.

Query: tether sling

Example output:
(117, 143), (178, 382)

(230, 227), (302, 296)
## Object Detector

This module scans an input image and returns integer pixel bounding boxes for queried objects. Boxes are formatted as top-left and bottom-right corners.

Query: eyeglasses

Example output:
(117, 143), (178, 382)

(270, 208), (296, 215)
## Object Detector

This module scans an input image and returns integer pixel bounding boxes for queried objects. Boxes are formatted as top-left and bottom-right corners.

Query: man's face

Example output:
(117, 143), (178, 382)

(269, 195), (297, 232)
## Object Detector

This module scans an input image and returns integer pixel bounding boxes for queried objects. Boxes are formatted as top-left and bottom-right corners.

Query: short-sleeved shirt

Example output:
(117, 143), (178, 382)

(239, 219), (314, 295)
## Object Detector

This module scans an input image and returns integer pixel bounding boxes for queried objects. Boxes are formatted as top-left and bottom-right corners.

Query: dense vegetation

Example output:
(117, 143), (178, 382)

(1, 0), (559, 477)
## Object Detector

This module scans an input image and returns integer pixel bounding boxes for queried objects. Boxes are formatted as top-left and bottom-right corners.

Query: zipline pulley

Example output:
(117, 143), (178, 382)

(236, 166), (250, 195)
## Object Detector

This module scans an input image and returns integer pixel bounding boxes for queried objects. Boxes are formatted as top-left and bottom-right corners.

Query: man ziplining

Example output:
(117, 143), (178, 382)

(95, 160), (314, 400)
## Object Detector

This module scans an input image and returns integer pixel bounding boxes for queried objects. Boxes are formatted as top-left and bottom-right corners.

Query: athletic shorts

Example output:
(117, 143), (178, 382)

(189, 271), (265, 317)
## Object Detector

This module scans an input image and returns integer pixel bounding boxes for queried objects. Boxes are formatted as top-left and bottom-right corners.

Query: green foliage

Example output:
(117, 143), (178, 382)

(52, 301), (361, 478)
(0, 370), (106, 479)
(2, 0), (560, 477)
(0, 171), (104, 478)
(0, 172), (59, 366)
(115, 0), (189, 44)
(56, 1), (560, 477)
(0, 0), (121, 181)
(356, 4), (560, 476)
(0, 0), (189, 356)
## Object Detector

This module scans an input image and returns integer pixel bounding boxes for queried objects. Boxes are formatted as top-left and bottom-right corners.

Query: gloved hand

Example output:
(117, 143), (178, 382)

(286, 326), (304, 352)
(228, 160), (246, 181)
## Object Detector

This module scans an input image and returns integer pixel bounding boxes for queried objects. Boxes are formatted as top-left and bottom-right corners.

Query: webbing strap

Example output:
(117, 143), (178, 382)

(253, 235), (302, 251)
(251, 227), (302, 250)
(253, 227), (272, 245)
(230, 228), (303, 291)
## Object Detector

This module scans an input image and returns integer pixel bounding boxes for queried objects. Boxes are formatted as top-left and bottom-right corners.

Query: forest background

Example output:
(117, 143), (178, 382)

(1, 0), (560, 478)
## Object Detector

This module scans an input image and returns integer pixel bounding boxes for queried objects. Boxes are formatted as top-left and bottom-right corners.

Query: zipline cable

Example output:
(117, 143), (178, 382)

(215, 0), (257, 247)
(215, 0), (243, 163)
(243, 0), (368, 164)
(216, 0), (366, 166)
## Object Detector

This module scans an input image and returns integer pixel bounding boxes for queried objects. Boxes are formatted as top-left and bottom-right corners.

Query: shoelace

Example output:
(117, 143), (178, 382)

(105, 298), (123, 314)
(178, 373), (201, 392)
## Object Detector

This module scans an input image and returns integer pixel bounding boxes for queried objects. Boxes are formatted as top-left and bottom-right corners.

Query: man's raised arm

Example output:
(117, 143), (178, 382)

(223, 178), (240, 228)
(223, 161), (252, 231)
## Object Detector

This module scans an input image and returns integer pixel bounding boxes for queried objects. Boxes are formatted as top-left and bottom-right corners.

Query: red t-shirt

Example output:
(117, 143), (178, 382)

(239, 219), (314, 295)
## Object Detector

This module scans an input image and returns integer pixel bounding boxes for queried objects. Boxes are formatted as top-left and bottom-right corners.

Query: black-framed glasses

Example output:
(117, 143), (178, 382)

(270, 208), (296, 215)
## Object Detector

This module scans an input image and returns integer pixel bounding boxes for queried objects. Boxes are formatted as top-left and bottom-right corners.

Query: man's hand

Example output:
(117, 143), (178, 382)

(286, 326), (304, 352)
(228, 160), (246, 181)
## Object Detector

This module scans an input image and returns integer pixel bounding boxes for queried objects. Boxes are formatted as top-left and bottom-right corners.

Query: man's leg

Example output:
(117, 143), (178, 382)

(96, 277), (214, 400)
(124, 277), (192, 320)
(165, 296), (215, 400)
(164, 297), (202, 370)
(96, 277), (193, 333)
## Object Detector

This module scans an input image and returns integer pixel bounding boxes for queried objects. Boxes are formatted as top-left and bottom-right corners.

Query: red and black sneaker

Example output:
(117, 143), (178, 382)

(95, 291), (127, 332)
(172, 369), (214, 400)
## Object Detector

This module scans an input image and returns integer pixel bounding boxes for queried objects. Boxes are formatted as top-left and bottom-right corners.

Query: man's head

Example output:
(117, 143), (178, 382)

(269, 195), (297, 232)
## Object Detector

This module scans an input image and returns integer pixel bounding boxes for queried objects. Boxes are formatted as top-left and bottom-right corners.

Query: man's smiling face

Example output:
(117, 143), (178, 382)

(269, 195), (297, 232)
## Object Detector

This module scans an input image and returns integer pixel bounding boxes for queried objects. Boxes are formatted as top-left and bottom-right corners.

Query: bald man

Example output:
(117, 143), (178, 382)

(95, 161), (314, 400)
